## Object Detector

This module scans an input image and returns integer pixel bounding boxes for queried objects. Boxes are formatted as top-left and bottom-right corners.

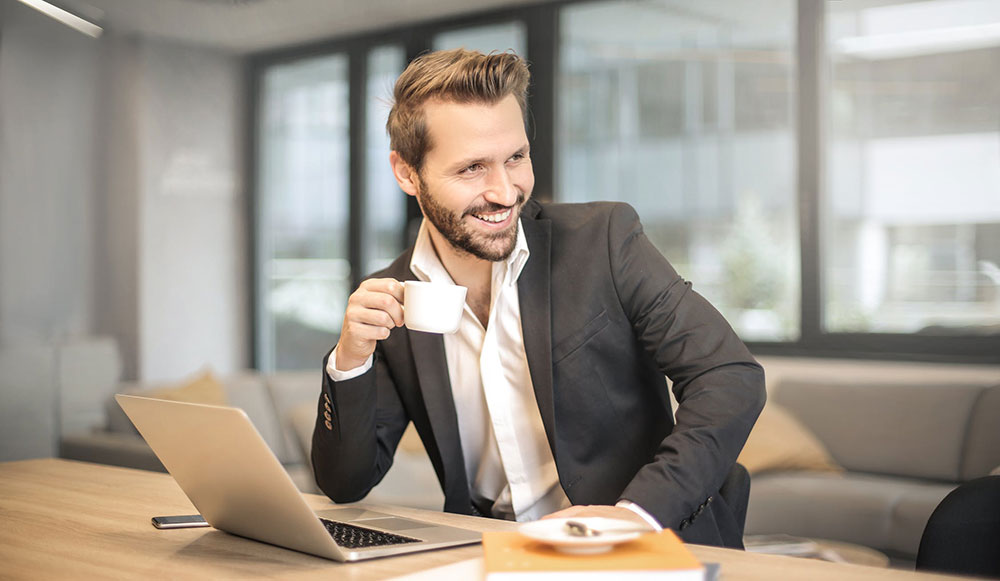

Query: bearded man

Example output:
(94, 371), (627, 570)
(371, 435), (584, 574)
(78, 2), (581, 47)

(312, 48), (765, 548)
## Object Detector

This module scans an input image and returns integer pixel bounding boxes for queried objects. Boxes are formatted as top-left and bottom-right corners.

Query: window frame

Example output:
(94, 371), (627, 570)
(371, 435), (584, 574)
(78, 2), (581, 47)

(247, 0), (1000, 367)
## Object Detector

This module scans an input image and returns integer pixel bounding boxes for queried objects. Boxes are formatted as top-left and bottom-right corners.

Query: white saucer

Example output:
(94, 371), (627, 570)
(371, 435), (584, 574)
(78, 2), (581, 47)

(517, 517), (644, 554)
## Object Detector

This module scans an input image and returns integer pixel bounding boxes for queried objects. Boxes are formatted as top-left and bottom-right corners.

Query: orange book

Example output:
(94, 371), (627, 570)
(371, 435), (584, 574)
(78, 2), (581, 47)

(483, 529), (704, 580)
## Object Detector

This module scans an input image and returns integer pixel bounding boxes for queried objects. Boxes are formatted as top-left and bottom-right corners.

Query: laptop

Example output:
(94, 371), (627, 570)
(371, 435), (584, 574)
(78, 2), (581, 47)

(115, 394), (481, 561)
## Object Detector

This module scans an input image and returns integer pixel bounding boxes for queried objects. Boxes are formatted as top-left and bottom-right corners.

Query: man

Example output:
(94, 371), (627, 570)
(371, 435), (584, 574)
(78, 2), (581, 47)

(312, 48), (765, 548)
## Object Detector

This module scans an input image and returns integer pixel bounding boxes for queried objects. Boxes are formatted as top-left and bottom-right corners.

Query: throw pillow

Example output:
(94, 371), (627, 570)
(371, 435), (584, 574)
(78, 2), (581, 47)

(142, 368), (228, 406)
(737, 402), (842, 475)
(106, 369), (228, 435)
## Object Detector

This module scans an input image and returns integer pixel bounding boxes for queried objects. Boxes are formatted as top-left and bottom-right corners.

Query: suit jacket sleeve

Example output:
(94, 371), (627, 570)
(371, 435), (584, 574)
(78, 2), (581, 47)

(607, 203), (766, 528)
(311, 346), (409, 502)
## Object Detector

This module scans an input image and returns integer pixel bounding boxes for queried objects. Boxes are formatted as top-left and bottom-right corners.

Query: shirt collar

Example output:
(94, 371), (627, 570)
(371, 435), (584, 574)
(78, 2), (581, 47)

(409, 218), (531, 287)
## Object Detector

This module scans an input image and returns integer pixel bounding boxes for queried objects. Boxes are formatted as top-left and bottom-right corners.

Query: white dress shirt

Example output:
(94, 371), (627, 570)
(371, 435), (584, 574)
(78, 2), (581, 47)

(328, 219), (661, 528)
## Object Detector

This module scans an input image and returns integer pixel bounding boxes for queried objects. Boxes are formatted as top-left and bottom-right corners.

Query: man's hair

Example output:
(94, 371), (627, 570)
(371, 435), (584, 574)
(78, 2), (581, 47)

(387, 48), (530, 172)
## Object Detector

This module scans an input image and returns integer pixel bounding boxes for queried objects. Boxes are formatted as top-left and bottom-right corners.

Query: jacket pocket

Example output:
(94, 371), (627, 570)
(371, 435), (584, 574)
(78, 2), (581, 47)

(552, 310), (609, 364)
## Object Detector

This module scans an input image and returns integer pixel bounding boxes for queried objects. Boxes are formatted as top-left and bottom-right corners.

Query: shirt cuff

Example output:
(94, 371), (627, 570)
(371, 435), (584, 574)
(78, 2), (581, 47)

(615, 500), (663, 531)
(326, 347), (373, 381)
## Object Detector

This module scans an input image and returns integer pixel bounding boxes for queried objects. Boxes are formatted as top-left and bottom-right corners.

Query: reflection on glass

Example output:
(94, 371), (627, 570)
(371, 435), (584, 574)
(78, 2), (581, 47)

(559, 0), (799, 341)
(825, 0), (1000, 334)
(364, 45), (406, 277)
(257, 54), (350, 371)
(433, 21), (527, 56)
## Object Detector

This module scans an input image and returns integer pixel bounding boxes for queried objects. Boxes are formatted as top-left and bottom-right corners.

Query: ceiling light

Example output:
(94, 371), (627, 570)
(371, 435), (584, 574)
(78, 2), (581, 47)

(15, 0), (102, 38)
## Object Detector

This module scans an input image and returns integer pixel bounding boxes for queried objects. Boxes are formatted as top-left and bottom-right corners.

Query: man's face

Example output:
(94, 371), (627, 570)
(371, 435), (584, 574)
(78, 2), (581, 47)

(412, 94), (534, 262)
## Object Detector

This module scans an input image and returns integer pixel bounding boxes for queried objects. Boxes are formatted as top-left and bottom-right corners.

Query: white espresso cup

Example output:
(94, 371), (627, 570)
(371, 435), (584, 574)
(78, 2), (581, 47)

(403, 280), (468, 334)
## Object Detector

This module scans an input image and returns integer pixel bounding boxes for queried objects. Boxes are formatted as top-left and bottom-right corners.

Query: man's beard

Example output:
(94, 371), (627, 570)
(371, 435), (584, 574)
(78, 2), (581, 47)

(416, 182), (524, 262)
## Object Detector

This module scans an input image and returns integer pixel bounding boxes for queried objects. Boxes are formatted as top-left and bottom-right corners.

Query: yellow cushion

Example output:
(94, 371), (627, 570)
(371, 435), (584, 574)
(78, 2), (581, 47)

(143, 369), (227, 406)
(737, 402), (842, 475)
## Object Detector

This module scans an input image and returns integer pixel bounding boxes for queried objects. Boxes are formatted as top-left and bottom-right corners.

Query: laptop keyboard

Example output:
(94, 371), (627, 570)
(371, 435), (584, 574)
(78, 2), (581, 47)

(320, 518), (421, 549)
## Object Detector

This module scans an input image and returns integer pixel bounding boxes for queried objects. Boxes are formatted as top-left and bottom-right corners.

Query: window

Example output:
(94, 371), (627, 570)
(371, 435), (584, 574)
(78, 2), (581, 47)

(255, 54), (350, 371)
(250, 1), (1000, 365)
(825, 0), (1000, 335)
(433, 21), (527, 55)
(558, 0), (799, 341)
(363, 45), (407, 277)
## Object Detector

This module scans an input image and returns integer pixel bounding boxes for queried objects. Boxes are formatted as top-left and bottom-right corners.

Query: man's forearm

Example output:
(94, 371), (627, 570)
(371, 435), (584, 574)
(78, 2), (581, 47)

(619, 361), (765, 529)
(311, 349), (385, 503)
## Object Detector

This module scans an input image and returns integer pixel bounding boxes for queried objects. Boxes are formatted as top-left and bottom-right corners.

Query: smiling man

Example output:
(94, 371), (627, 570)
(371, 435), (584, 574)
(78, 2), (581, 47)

(312, 49), (766, 548)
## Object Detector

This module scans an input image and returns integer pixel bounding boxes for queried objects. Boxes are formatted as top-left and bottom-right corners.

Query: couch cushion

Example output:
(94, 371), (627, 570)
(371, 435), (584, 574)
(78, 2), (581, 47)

(106, 369), (227, 434)
(747, 471), (956, 559)
(141, 369), (227, 406)
(266, 371), (323, 465)
(223, 372), (290, 463)
(106, 371), (290, 464)
(0, 343), (58, 460)
(960, 384), (1000, 481)
(57, 337), (122, 436)
(773, 379), (984, 482)
(737, 402), (842, 475)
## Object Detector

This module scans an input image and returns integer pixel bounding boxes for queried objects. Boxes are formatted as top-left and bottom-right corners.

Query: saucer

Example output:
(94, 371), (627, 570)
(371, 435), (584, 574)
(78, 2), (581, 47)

(517, 517), (644, 554)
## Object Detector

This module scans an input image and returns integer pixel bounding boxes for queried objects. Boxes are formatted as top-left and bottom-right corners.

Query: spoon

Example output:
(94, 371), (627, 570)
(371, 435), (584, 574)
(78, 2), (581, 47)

(563, 520), (651, 537)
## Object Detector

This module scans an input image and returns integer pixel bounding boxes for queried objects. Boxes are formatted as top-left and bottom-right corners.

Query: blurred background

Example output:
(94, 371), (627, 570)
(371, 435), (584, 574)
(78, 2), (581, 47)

(1, 0), (998, 450)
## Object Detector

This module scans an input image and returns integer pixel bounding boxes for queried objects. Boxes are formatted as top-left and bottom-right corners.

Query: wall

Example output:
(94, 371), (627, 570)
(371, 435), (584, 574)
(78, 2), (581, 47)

(0, 0), (100, 343)
(133, 39), (247, 382)
(0, 0), (248, 459)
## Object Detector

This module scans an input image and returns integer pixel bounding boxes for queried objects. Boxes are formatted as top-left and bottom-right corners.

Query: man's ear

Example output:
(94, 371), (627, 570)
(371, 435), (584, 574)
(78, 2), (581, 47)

(389, 151), (420, 197)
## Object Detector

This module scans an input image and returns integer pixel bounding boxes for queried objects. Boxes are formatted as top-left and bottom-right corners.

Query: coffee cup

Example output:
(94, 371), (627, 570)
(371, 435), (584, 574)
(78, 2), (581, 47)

(403, 280), (468, 334)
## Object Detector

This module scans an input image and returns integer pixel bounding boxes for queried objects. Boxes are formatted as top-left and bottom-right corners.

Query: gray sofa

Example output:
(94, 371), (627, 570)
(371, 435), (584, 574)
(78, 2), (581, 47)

(56, 359), (445, 509)
(746, 359), (1000, 563)
(59, 369), (323, 491)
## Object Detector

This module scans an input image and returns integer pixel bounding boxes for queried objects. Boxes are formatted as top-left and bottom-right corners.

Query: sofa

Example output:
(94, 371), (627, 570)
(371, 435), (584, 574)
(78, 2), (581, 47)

(52, 347), (444, 509)
(32, 339), (1000, 564)
(743, 357), (1000, 564)
(59, 368), (321, 490)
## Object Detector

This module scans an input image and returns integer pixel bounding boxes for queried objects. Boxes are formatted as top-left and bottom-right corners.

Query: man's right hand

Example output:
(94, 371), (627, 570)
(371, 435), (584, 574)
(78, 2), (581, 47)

(335, 278), (405, 371)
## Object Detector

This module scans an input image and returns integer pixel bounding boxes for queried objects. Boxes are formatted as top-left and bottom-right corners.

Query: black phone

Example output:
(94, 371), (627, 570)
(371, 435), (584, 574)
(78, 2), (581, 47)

(151, 514), (209, 529)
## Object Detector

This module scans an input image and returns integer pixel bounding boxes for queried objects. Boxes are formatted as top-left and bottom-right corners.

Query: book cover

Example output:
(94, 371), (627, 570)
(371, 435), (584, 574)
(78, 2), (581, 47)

(483, 529), (704, 580)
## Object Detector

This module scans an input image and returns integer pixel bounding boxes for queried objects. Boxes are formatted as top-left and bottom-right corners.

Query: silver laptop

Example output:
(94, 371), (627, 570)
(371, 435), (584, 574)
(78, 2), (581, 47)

(115, 394), (481, 561)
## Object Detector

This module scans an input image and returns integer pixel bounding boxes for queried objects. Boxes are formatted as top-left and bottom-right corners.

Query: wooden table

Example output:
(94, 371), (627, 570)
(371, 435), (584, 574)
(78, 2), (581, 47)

(0, 459), (974, 580)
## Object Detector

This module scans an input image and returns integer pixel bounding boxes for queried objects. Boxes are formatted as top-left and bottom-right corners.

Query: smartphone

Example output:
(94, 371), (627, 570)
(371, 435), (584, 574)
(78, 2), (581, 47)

(151, 514), (209, 529)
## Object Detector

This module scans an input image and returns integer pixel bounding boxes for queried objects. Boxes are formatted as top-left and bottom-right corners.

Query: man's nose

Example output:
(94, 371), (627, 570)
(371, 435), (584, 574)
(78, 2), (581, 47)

(484, 167), (519, 206)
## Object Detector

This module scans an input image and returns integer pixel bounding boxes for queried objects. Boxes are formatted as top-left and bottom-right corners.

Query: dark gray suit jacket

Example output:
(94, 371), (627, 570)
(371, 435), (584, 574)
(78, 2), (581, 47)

(312, 200), (765, 547)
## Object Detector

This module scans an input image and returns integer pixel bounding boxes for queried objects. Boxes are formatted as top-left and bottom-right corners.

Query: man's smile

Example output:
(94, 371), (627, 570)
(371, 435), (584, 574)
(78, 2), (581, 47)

(471, 208), (513, 224)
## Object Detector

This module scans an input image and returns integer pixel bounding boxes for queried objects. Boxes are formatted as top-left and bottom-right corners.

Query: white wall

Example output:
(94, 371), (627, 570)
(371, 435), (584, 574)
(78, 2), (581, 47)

(0, 0), (100, 344)
(134, 40), (247, 382)
(0, 0), (248, 458)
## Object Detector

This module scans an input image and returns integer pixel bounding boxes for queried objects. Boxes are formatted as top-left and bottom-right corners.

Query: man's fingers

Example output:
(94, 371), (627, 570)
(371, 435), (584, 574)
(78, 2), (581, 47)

(351, 279), (405, 326)
(336, 278), (406, 369)
(346, 302), (399, 330)
(360, 278), (405, 302)
(341, 319), (392, 342)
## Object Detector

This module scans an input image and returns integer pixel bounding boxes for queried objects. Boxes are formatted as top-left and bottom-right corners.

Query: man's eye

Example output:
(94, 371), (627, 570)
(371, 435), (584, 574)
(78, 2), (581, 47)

(461, 164), (484, 174)
(508, 153), (525, 162)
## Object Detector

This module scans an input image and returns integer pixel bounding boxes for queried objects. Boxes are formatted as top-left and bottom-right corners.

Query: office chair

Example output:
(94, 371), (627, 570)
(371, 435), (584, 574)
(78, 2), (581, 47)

(720, 461), (752, 538)
(916, 475), (1000, 578)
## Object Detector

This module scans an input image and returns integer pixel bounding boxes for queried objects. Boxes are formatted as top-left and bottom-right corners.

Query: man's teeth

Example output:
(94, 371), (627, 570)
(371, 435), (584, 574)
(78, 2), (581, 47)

(474, 209), (511, 223)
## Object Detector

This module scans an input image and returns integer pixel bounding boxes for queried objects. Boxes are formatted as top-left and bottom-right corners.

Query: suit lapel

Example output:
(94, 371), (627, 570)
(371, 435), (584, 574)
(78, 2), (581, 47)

(408, 330), (471, 511)
(518, 217), (557, 455)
